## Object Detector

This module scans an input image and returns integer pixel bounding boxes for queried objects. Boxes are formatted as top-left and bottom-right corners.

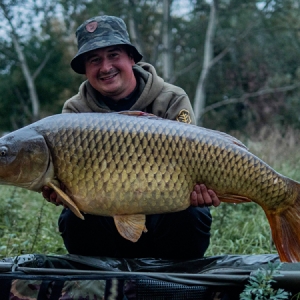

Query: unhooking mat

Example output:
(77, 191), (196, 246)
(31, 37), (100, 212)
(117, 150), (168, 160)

(1, 253), (300, 299)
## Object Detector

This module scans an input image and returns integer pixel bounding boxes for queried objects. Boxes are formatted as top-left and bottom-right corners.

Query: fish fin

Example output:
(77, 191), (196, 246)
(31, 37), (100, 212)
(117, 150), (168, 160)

(265, 192), (300, 262)
(200, 127), (248, 149)
(47, 182), (84, 220)
(114, 214), (147, 242)
(218, 194), (252, 203)
(117, 111), (155, 117)
(116, 111), (163, 120)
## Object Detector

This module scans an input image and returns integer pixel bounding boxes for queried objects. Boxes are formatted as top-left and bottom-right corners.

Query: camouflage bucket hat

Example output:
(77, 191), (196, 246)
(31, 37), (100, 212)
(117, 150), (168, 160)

(71, 15), (143, 74)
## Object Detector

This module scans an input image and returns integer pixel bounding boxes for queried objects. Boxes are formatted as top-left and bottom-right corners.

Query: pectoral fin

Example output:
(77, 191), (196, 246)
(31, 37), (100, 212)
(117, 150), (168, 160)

(114, 214), (147, 242)
(47, 182), (84, 220)
(218, 194), (252, 204)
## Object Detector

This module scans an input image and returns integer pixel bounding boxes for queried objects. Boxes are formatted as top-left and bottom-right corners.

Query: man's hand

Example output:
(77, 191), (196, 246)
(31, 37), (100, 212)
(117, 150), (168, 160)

(42, 185), (65, 206)
(190, 184), (221, 207)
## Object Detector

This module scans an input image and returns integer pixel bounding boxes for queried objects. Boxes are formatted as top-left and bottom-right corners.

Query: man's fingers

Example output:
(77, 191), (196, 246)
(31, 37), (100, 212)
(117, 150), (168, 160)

(42, 188), (62, 207)
(208, 190), (221, 207)
(49, 191), (57, 201)
(190, 184), (205, 206)
(42, 186), (51, 199)
(190, 184), (222, 207)
(56, 195), (67, 207)
(42, 183), (68, 207)
(199, 184), (212, 206)
(191, 190), (200, 206)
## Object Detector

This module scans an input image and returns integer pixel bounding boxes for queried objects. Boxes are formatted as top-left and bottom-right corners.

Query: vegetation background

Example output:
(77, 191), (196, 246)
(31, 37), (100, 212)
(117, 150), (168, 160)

(0, 0), (300, 259)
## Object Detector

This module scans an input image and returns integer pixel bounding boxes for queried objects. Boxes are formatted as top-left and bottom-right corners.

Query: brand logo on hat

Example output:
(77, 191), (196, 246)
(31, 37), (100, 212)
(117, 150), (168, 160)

(86, 21), (98, 33)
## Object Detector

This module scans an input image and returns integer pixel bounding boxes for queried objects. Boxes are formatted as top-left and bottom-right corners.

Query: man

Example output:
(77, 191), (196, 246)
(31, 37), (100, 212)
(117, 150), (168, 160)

(43, 15), (220, 259)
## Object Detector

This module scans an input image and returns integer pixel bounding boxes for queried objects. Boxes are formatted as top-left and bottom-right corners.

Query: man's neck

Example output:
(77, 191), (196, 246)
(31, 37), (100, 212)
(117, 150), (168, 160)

(98, 79), (140, 112)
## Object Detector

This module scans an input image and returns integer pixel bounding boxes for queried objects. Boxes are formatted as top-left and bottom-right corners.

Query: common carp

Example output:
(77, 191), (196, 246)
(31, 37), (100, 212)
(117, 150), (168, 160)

(0, 111), (299, 262)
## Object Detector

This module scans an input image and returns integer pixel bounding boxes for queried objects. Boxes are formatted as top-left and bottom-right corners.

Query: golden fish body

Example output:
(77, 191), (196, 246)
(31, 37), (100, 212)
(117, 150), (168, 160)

(0, 112), (299, 262)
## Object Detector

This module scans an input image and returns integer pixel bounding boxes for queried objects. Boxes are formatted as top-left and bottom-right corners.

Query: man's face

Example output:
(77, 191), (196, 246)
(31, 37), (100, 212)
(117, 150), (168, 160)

(84, 46), (136, 101)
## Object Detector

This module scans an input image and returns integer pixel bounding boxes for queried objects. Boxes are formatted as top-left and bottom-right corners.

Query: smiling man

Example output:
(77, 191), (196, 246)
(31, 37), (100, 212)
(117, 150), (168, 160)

(43, 15), (220, 259)
(84, 46), (137, 100)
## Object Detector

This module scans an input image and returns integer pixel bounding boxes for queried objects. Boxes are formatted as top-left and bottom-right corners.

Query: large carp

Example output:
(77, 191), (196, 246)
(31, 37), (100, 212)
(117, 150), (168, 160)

(0, 111), (299, 262)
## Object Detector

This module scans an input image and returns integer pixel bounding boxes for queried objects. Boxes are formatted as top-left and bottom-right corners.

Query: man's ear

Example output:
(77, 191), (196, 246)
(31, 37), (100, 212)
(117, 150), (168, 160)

(123, 45), (135, 64)
(127, 50), (135, 64)
(130, 56), (135, 65)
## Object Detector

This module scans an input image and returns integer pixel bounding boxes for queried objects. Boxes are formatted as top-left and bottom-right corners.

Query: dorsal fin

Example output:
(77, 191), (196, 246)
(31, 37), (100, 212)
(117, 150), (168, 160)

(203, 128), (248, 150)
(116, 111), (162, 120)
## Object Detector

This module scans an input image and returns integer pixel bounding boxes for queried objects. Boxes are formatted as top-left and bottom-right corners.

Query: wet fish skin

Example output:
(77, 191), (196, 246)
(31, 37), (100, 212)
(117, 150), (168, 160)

(0, 112), (299, 262)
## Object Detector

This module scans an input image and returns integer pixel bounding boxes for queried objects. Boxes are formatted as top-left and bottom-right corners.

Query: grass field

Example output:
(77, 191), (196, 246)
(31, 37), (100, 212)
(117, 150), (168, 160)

(0, 187), (65, 258)
(0, 126), (299, 259)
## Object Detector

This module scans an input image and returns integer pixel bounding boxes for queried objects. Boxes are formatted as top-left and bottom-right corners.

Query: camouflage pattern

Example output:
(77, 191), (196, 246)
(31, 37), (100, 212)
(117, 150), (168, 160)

(3, 255), (108, 299)
(10, 279), (42, 300)
(10, 279), (106, 299)
(71, 15), (143, 74)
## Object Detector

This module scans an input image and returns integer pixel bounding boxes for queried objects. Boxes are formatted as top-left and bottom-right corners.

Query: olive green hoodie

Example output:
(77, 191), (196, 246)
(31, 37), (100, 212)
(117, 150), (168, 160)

(62, 62), (196, 125)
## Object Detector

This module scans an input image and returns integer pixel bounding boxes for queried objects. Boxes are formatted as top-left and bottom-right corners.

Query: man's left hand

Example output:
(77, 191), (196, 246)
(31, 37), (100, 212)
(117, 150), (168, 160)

(190, 184), (221, 207)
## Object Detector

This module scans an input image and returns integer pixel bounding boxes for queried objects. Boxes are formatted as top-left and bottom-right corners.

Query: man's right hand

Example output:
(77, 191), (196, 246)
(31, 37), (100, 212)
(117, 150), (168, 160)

(42, 185), (64, 206)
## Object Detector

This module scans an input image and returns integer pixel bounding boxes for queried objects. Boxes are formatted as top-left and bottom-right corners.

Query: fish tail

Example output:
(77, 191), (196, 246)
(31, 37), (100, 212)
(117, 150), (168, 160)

(266, 189), (300, 262)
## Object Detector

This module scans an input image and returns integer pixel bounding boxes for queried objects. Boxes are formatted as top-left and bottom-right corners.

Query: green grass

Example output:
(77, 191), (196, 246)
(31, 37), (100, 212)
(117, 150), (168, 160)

(0, 187), (66, 258)
(0, 127), (299, 259)
(207, 202), (274, 256)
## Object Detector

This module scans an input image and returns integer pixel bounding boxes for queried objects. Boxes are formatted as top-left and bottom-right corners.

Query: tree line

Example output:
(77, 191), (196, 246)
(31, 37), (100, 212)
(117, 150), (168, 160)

(0, 0), (299, 134)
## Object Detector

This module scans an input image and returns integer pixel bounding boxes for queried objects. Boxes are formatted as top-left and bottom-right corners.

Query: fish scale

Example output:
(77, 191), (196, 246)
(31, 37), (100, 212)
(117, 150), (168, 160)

(0, 112), (300, 261)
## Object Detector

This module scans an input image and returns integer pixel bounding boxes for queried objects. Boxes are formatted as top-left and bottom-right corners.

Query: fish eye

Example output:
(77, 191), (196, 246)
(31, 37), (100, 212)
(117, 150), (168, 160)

(0, 146), (8, 157)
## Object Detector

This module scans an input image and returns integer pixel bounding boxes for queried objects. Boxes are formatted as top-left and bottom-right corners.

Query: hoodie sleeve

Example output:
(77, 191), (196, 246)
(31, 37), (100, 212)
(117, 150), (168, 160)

(149, 82), (196, 125)
(164, 93), (196, 125)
